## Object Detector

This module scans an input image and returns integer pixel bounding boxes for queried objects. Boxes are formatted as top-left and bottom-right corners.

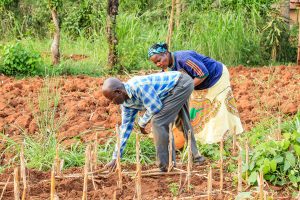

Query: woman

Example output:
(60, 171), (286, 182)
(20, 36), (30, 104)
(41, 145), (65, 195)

(148, 42), (243, 145)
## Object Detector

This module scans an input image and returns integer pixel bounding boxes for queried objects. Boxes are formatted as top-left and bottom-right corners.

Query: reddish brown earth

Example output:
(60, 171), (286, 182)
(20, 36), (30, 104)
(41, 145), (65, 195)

(0, 65), (299, 143)
(0, 164), (293, 200)
(0, 66), (299, 199)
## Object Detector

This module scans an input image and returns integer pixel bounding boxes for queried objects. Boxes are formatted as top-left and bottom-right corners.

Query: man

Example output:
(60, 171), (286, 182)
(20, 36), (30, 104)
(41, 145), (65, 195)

(102, 71), (205, 172)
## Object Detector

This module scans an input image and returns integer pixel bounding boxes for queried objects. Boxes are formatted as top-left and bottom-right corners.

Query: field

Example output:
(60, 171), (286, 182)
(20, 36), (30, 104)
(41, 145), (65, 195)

(0, 65), (299, 199)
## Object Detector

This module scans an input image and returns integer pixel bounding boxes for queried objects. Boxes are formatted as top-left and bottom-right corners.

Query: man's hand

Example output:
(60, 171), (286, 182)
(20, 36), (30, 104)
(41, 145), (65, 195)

(104, 159), (117, 172)
(140, 126), (149, 134)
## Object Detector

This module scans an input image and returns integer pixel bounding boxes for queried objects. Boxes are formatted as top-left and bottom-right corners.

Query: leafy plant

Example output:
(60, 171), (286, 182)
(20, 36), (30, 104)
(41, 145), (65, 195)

(168, 182), (179, 197)
(0, 42), (42, 76)
(262, 8), (291, 62)
(245, 113), (300, 187)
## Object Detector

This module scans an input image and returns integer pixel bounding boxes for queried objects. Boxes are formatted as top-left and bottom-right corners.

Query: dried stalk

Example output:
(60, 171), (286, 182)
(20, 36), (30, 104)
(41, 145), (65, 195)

(219, 139), (224, 192)
(245, 139), (249, 182)
(14, 167), (20, 200)
(232, 126), (237, 156)
(168, 123), (174, 172)
(141, 171), (205, 177)
(92, 133), (98, 171)
(276, 117), (281, 140)
(207, 166), (212, 200)
(55, 145), (61, 176)
(238, 153), (243, 192)
(82, 145), (91, 200)
(20, 144), (27, 200)
(113, 190), (117, 200)
(258, 171), (264, 200)
(135, 133), (142, 200)
(187, 130), (192, 193)
(0, 175), (11, 200)
(50, 167), (55, 200)
(90, 134), (98, 190)
(116, 125), (122, 190)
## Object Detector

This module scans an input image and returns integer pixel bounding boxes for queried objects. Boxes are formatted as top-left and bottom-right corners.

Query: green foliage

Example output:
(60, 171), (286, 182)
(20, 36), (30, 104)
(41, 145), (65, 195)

(97, 132), (156, 164)
(63, 0), (106, 38)
(262, 9), (294, 62)
(0, 42), (42, 76)
(0, 0), (297, 72)
(30, 77), (67, 140)
(0, 132), (85, 171)
(47, 0), (62, 10)
(168, 182), (179, 197)
(245, 113), (300, 187)
(0, 0), (17, 8)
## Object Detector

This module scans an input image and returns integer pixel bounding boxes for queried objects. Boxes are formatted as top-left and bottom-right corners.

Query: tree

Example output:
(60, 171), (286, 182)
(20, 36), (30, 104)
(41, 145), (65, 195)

(175, 0), (181, 28)
(107, 0), (119, 70)
(48, 0), (61, 65)
(166, 0), (175, 50)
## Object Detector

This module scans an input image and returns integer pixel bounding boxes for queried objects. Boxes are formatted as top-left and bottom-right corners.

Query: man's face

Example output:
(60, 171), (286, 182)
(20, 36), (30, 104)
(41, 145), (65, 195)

(150, 52), (170, 70)
(103, 90), (126, 105)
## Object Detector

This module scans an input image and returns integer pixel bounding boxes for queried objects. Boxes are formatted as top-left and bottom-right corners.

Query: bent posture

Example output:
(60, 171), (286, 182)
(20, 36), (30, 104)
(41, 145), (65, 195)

(102, 71), (205, 172)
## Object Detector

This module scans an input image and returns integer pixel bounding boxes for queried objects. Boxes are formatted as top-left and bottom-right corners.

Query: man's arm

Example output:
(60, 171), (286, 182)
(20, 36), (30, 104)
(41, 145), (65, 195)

(112, 106), (138, 159)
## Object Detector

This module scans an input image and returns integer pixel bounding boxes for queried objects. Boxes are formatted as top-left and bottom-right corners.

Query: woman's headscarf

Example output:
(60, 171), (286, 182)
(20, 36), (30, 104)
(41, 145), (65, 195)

(148, 42), (168, 58)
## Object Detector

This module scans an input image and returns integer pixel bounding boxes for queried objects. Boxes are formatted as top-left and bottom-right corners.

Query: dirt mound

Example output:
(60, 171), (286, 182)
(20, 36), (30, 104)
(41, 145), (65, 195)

(230, 65), (300, 130)
(0, 65), (299, 146)
(0, 75), (120, 147)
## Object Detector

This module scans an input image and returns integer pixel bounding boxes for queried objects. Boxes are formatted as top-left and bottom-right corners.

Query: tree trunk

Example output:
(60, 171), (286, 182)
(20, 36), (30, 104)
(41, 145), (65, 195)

(279, 0), (290, 24)
(107, 0), (119, 70)
(175, 0), (181, 28)
(166, 0), (176, 50)
(51, 9), (60, 65)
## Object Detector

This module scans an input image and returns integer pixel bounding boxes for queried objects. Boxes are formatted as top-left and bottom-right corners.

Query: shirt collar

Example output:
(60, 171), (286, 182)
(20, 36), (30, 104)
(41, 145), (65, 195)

(170, 52), (176, 70)
(124, 83), (133, 98)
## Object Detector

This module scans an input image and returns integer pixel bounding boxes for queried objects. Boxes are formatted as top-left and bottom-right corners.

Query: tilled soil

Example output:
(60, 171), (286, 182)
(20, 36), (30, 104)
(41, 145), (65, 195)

(0, 65), (299, 144)
(0, 65), (299, 199)
(0, 164), (292, 200)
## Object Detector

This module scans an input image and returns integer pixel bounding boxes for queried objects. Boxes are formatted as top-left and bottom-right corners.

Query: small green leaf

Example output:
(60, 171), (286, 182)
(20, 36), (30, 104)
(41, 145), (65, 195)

(284, 160), (291, 171)
(235, 192), (253, 200)
(294, 144), (300, 156)
(248, 171), (258, 185)
(262, 159), (270, 174)
(274, 155), (284, 163)
(281, 140), (290, 150)
(285, 152), (296, 167)
(270, 160), (277, 172)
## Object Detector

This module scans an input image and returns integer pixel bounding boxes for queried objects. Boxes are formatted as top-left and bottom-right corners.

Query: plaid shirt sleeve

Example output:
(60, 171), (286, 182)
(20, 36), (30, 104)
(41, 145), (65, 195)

(112, 105), (138, 159)
(137, 84), (163, 128)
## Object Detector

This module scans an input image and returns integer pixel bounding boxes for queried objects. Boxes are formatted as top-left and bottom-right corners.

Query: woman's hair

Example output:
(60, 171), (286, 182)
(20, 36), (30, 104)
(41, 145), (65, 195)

(148, 42), (169, 58)
(150, 42), (168, 51)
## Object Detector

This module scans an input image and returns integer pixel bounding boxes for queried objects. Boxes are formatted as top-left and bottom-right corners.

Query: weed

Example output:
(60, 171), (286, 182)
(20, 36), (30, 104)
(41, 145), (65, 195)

(168, 182), (179, 197)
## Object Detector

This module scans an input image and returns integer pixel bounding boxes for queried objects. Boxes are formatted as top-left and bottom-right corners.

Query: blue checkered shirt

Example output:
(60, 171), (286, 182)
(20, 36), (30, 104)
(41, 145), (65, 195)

(112, 71), (181, 159)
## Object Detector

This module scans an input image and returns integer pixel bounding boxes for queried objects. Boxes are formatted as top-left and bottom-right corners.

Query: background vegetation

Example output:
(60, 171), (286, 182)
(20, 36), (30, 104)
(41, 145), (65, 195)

(0, 0), (298, 76)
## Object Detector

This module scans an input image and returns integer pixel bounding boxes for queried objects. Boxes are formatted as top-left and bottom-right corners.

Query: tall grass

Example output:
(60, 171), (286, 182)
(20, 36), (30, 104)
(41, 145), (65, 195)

(17, 34), (109, 76)
(0, 6), (274, 76)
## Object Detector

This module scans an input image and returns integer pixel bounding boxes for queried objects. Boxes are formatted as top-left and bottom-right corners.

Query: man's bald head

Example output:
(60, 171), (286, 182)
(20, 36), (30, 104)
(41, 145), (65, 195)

(102, 77), (128, 105)
(103, 77), (123, 92)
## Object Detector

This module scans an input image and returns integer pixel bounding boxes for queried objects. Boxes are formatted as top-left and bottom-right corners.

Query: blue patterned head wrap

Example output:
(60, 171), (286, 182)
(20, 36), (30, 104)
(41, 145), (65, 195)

(148, 42), (168, 58)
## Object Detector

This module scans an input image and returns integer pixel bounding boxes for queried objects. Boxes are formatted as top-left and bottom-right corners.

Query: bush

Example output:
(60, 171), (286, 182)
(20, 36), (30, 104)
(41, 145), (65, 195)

(0, 43), (42, 76)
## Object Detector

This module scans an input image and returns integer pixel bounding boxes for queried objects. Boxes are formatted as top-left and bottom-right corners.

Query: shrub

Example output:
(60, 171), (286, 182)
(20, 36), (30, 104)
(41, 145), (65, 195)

(0, 42), (42, 76)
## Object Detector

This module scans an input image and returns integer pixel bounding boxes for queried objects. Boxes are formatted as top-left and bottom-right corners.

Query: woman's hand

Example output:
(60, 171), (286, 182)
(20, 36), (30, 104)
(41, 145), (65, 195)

(139, 126), (149, 134)
(193, 77), (206, 87)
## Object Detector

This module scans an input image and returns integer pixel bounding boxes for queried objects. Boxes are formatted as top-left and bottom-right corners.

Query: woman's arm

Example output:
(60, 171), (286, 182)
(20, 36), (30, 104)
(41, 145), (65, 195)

(194, 76), (207, 87)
